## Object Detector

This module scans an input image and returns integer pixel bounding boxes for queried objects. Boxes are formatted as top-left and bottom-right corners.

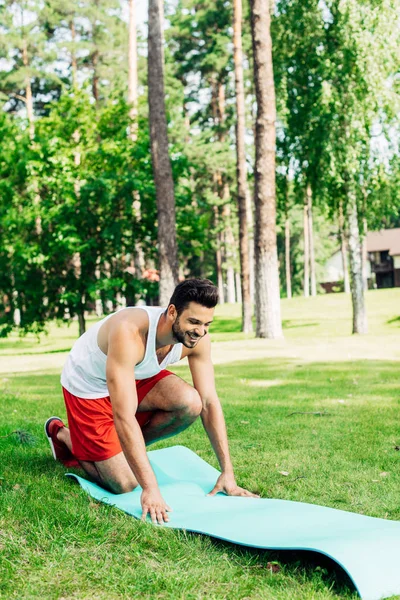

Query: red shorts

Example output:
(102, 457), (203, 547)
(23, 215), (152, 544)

(62, 370), (173, 462)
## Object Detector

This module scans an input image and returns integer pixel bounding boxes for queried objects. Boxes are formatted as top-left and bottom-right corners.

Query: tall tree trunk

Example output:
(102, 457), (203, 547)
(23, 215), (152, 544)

(307, 183), (317, 296)
(339, 200), (350, 293)
(22, 40), (35, 142)
(217, 81), (226, 129)
(95, 257), (103, 317)
(128, 0), (138, 140)
(148, 0), (178, 305)
(222, 198), (236, 304)
(250, 0), (282, 339)
(247, 189), (255, 304)
(132, 195), (145, 278)
(78, 311), (86, 337)
(92, 50), (99, 102)
(214, 207), (225, 304)
(128, 0), (144, 287)
(233, 0), (252, 331)
(22, 37), (43, 241)
(347, 194), (368, 334)
(71, 134), (86, 333)
(70, 20), (78, 88)
(285, 213), (292, 300)
(235, 271), (242, 304)
(284, 176), (292, 299)
(216, 241), (225, 304)
(303, 196), (310, 297)
(362, 216), (368, 291)
(227, 269), (236, 303)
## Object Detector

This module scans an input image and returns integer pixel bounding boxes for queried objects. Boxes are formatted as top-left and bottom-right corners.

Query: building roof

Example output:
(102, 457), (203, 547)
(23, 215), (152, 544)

(367, 228), (400, 256)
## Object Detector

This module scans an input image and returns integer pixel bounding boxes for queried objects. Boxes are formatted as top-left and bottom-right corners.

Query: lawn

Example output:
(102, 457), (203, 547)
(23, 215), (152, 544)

(0, 290), (399, 599)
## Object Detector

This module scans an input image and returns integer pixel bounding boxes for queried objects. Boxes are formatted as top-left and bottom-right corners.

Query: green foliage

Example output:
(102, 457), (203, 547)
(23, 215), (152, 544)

(274, 0), (400, 225)
(0, 0), (399, 334)
(0, 0), (63, 115)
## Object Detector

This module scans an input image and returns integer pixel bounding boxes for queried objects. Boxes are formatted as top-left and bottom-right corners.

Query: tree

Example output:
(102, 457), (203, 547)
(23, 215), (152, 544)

(148, 0), (178, 304)
(233, 0), (252, 331)
(319, 0), (399, 333)
(272, 0), (326, 298)
(250, 0), (282, 338)
(167, 0), (238, 298)
(128, 0), (138, 138)
(0, 0), (62, 121)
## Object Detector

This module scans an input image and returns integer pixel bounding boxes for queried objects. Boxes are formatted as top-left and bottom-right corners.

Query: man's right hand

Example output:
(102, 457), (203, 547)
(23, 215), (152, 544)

(141, 487), (172, 524)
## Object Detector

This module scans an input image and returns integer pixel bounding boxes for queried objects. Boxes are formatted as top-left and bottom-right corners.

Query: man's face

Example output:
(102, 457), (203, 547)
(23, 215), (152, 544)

(171, 302), (214, 348)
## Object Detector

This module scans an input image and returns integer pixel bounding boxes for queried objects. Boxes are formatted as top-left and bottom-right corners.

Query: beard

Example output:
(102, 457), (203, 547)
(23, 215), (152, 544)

(172, 318), (201, 348)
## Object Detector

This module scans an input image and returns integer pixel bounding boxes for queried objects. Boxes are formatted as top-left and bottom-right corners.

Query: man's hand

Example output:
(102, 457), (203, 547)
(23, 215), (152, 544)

(207, 473), (260, 498)
(141, 487), (172, 524)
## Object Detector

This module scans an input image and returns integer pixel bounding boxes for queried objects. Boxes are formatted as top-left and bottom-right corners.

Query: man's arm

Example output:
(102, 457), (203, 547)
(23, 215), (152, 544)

(106, 322), (171, 523)
(188, 335), (259, 498)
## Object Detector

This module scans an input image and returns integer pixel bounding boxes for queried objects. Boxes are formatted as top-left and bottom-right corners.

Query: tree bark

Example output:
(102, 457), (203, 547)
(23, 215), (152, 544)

(148, 0), (178, 305)
(235, 271), (242, 304)
(22, 40), (35, 142)
(285, 216), (292, 300)
(250, 0), (282, 339)
(92, 50), (99, 102)
(307, 183), (317, 296)
(127, 1), (145, 286)
(303, 196), (310, 297)
(222, 200), (236, 304)
(233, 0), (252, 331)
(216, 241), (225, 304)
(78, 310), (86, 337)
(128, 0), (138, 140)
(246, 189), (255, 304)
(338, 200), (350, 293)
(347, 194), (368, 334)
(70, 20), (78, 88)
(22, 37), (44, 240)
(362, 216), (368, 291)
(214, 207), (225, 304)
(284, 177), (292, 299)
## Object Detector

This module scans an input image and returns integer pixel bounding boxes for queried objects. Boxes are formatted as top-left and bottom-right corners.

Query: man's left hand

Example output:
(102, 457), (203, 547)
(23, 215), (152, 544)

(207, 473), (260, 498)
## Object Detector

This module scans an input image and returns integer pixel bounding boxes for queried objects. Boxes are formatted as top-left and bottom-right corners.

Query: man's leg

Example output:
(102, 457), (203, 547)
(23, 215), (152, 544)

(56, 425), (138, 493)
(53, 374), (201, 493)
(137, 373), (202, 445)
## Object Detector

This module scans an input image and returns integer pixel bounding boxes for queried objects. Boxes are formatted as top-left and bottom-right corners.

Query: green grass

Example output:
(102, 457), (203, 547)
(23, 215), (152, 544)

(1, 289), (400, 598)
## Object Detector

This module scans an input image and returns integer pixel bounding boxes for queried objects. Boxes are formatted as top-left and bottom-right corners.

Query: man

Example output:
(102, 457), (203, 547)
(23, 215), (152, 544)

(45, 278), (258, 525)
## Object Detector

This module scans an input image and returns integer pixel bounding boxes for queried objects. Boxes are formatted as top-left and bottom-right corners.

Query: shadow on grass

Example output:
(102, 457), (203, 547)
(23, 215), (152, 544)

(387, 316), (400, 326)
(282, 320), (320, 329)
(1, 347), (71, 356)
(204, 536), (358, 598)
(212, 317), (320, 334)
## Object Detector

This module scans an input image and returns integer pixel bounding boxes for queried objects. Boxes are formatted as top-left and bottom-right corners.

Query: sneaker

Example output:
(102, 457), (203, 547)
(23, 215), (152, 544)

(44, 416), (79, 468)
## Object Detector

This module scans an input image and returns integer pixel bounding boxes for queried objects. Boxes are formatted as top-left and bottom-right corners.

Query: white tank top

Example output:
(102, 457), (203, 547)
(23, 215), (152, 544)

(61, 306), (183, 399)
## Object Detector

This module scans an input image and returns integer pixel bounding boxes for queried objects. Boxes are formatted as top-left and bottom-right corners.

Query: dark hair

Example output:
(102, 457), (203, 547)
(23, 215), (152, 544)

(168, 279), (219, 315)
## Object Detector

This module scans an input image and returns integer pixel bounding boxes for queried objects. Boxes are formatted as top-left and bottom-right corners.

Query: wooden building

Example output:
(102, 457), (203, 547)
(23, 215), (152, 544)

(367, 228), (400, 288)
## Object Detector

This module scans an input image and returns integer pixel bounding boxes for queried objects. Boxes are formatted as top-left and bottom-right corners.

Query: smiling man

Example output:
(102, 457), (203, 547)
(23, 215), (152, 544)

(45, 278), (258, 525)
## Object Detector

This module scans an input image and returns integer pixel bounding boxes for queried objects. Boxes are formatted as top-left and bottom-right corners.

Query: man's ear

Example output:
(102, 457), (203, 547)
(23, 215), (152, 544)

(167, 304), (177, 321)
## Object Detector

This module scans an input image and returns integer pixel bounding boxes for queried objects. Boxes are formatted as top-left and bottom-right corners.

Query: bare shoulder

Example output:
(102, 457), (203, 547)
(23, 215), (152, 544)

(98, 308), (149, 356)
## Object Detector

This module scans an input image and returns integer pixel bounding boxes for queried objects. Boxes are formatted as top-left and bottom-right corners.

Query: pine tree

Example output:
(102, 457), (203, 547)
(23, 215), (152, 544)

(250, 0), (282, 338)
(148, 0), (178, 304)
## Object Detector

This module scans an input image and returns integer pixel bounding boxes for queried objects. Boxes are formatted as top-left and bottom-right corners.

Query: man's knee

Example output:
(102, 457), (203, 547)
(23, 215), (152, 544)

(182, 387), (202, 420)
(108, 475), (137, 494)
(94, 454), (138, 495)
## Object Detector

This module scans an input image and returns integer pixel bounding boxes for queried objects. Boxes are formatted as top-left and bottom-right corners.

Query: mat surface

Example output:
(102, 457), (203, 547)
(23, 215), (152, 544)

(67, 445), (400, 600)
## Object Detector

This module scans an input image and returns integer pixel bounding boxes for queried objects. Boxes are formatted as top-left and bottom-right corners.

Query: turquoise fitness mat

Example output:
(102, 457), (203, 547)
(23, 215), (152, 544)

(67, 445), (400, 600)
